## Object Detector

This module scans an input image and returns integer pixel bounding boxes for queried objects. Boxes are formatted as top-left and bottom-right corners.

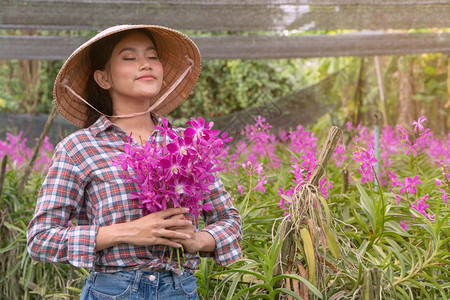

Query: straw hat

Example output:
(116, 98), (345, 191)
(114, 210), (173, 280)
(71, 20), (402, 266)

(53, 24), (201, 128)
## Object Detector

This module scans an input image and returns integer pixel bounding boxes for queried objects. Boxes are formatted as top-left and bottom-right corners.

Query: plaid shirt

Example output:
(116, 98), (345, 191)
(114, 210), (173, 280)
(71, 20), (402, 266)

(27, 114), (242, 274)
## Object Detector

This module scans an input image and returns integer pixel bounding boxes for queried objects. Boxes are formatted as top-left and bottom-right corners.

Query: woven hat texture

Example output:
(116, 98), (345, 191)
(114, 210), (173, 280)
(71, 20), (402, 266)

(53, 24), (201, 128)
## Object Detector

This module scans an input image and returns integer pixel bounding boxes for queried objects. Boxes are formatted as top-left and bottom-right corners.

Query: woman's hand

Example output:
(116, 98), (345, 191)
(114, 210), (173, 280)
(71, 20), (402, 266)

(167, 214), (216, 254)
(95, 207), (192, 251)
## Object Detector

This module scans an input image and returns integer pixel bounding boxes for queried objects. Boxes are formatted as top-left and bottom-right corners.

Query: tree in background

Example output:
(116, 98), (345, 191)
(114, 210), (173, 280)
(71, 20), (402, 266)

(1, 49), (449, 136)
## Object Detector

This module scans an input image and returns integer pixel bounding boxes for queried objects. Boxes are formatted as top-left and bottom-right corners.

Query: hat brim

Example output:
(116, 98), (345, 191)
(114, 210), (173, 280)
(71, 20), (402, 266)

(54, 25), (201, 128)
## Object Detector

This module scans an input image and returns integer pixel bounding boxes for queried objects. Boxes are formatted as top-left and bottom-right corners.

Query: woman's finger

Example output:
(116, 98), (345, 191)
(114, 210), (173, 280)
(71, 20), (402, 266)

(156, 207), (189, 219)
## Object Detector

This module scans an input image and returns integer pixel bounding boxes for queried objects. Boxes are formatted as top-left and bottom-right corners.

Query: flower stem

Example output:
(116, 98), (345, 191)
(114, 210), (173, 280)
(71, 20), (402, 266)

(176, 247), (182, 274)
(243, 176), (253, 212)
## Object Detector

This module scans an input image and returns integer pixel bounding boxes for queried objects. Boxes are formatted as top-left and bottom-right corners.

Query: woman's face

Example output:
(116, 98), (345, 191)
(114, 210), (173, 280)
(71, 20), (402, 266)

(95, 31), (164, 105)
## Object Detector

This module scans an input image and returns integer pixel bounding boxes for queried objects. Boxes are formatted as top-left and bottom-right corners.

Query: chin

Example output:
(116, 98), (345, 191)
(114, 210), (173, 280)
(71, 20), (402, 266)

(143, 93), (160, 105)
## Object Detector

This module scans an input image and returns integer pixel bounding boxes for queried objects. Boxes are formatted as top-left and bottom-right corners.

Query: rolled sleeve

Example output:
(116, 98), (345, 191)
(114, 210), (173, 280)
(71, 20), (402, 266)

(27, 145), (98, 267)
(200, 173), (242, 266)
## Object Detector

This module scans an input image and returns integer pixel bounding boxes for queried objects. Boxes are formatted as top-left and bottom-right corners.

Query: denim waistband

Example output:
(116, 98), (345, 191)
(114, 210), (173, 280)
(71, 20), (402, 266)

(89, 269), (192, 288)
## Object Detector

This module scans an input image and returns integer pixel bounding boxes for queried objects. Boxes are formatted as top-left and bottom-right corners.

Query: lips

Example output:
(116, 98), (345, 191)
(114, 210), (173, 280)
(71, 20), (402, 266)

(136, 74), (156, 81)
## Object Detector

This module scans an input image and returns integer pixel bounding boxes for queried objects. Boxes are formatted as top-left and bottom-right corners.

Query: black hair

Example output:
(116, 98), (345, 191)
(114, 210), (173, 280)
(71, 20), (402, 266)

(84, 28), (157, 128)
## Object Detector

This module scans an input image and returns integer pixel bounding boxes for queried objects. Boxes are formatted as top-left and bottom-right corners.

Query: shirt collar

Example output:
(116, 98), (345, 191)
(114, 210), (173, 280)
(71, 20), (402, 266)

(88, 113), (168, 136)
(89, 115), (114, 136)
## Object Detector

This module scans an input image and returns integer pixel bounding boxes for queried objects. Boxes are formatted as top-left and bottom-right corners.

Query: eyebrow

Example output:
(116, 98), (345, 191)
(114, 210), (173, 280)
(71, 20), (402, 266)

(118, 46), (157, 55)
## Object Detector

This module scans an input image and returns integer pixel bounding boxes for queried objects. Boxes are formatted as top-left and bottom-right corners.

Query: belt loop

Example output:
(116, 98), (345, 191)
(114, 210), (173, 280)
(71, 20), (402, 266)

(90, 270), (97, 283)
(172, 272), (180, 289)
(132, 271), (142, 292)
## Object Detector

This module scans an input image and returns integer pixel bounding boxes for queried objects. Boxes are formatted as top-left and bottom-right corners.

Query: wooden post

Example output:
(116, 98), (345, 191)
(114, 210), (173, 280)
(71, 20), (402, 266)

(308, 126), (343, 187)
(374, 56), (388, 127)
(18, 106), (58, 193)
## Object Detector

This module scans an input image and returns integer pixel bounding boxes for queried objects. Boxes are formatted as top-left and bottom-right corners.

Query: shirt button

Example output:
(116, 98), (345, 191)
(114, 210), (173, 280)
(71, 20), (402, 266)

(148, 275), (156, 281)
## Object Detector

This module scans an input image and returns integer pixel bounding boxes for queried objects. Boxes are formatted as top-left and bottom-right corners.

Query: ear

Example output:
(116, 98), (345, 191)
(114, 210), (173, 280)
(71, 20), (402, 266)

(93, 70), (112, 90)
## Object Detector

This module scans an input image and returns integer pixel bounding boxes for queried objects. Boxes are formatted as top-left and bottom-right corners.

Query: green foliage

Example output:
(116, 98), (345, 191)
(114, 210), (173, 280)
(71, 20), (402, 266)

(0, 60), (62, 114)
(210, 233), (323, 300)
(170, 58), (313, 124)
(0, 161), (88, 299)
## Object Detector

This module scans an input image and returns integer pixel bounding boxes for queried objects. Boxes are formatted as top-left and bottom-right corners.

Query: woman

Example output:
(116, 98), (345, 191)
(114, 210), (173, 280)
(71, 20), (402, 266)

(27, 25), (242, 299)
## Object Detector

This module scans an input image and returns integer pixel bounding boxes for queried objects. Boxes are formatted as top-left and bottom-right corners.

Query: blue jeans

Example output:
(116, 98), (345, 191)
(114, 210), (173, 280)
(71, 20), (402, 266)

(80, 270), (199, 299)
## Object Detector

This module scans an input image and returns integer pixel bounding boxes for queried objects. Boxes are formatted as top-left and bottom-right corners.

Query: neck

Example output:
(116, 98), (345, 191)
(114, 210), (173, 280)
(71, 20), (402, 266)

(111, 114), (154, 131)
(110, 101), (155, 138)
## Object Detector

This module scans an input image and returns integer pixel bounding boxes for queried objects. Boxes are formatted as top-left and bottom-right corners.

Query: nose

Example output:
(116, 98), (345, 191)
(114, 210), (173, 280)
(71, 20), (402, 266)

(139, 57), (152, 71)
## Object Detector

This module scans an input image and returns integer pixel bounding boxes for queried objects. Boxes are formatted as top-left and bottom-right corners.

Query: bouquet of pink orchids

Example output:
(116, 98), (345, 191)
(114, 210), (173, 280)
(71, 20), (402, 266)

(113, 117), (231, 223)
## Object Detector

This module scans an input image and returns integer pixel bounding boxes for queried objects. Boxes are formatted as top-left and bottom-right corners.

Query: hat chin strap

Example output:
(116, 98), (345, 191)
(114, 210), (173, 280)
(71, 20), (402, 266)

(60, 55), (194, 120)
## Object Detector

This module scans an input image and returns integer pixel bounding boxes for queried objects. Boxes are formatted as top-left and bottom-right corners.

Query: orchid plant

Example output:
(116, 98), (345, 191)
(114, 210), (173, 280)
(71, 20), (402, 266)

(113, 117), (231, 222)
(0, 131), (53, 172)
(208, 115), (448, 299)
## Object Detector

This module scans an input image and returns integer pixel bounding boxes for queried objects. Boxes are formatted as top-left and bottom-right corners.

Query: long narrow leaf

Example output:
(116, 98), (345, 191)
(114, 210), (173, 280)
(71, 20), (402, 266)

(273, 287), (304, 300)
(3, 222), (26, 235)
(212, 269), (266, 282)
(324, 224), (340, 259)
(270, 274), (323, 298)
(226, 272), (244, 300)
(300, 228), (316, 285)
(407, 278), (432, 300)
(419, 272), (448, 299)
(317, 194), (332, 224)
(356, 182), (376, 227)
(231, 283), (271, 300)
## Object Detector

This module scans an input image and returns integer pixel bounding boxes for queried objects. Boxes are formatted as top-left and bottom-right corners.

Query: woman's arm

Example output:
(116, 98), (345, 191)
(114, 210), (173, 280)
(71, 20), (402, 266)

(95, 207), (193, 251)
(27, 146), (97, 267)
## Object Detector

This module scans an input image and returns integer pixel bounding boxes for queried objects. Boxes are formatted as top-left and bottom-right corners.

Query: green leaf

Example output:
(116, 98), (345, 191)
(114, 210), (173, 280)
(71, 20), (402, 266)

(249, 294), (271, 300)
(349, 195), (370, 233)
(317, 194), (332, 224)
(0, 238), (26, 253)
(0, 261), (21, 283)
(357, 240), (370, 257)
(324, 225), (340, 259)
(66, 286), (82, 293)
(300, 227), (316, 285)
(419, 272), (448, 299)
(270, 274), (323, 298)
(273, 287), (304, 299)
(356, 182), (376, 227)
(3, 222), (26, 235)
(230, 283), (270, 300)
(226, 272), (244, 300)
(406, 278), (432, 299)
(438, 236), (450, 249)
(394, 285), (412, 299)
(212, 268), (266, 283)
